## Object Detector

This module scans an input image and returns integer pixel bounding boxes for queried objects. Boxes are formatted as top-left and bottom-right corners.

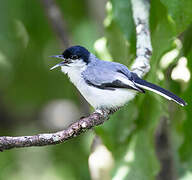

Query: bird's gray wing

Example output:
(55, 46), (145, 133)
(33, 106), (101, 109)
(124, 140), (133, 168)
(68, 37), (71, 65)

(82, 66), (145, 92)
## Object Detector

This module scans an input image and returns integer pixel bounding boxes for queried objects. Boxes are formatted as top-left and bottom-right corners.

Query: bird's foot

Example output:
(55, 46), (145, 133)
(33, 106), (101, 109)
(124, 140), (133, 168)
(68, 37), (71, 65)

(108, 107), (121, 114)
(95, 109), (109, 115)
(95, 107), (120, 115)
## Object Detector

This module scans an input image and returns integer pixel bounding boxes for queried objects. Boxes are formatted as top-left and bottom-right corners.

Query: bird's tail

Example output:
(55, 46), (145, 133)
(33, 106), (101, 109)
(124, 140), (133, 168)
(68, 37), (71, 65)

(132, 73), (187, 106)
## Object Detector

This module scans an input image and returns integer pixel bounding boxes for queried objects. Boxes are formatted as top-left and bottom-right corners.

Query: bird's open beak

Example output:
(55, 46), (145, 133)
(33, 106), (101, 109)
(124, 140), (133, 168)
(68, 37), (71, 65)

(50, 55), (66, 70)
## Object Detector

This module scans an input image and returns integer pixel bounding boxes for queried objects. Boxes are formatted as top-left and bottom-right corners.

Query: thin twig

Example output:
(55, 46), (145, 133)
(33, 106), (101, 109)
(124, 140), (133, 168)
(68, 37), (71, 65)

(0, 0), (152, 151)
(40, 0), (71, 47)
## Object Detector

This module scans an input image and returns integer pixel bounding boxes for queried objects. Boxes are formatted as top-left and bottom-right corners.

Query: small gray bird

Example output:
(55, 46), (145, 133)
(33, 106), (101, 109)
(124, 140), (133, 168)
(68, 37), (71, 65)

(50, 45), (186, 110)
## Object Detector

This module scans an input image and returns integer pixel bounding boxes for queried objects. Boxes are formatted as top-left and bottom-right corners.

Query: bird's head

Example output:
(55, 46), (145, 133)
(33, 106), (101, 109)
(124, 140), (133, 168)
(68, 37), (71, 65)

(50, 46), (90, 70)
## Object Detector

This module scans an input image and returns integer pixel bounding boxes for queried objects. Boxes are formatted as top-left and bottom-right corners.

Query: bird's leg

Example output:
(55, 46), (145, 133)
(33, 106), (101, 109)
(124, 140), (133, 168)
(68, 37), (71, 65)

(95, 107), (121, 115)
(95, 109), (110, 116)
(108, 107), (121, 114)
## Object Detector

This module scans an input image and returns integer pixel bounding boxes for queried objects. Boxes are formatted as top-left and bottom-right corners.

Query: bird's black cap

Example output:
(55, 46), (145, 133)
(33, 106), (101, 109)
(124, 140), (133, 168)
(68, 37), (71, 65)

(62, 45), (90, 63)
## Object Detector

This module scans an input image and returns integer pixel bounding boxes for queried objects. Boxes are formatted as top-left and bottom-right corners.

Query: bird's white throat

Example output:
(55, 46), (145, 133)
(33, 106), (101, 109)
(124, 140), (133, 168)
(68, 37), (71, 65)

(61, 58), (87, 86)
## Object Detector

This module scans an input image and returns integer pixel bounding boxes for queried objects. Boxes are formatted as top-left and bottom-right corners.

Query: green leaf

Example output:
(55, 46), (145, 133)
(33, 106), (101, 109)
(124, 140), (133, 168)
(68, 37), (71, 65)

(112, 130), (160, 180)
(111, 0), (136, 44)
(95, 102), (138, 158)
(105, 20), (132, 65)
(110, 0), (136, 60)
(111, 94), (163, 180)
(150, 0), (176, 69)
(160, 0), (192, 33)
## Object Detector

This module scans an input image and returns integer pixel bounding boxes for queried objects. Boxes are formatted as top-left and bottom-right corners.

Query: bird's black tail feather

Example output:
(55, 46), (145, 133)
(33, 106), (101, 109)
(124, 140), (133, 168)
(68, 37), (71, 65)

(132, 73), (187, 106)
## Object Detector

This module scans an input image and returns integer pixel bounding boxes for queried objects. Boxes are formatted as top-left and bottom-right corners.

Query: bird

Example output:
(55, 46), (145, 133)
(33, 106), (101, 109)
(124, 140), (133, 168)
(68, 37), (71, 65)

(50, 45), (187, 111)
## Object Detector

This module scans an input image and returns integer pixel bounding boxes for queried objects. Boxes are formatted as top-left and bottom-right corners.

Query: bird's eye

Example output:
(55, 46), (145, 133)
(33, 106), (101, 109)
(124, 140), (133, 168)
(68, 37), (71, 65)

(71, 55), (79, 60)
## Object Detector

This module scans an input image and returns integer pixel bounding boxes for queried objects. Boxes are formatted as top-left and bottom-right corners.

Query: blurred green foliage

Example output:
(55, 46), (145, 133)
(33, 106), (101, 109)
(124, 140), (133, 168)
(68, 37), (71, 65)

(0, 0), (192, 179)
(95, 0), (192, 179)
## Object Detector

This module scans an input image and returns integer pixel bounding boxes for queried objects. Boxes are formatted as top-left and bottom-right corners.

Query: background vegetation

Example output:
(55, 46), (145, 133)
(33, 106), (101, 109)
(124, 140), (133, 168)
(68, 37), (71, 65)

(0, 0), (192, 179)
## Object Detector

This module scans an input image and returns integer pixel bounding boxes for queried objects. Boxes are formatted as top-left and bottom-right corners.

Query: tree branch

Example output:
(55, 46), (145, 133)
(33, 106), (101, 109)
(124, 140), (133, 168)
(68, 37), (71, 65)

(131, 0), (152, 77)
(0, 0), (152, 151)
(0, 111), (109, 151)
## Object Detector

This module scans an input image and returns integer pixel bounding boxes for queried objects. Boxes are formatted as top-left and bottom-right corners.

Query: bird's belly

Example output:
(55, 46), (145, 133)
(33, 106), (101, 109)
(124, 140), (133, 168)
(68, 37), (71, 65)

(64, 68), (136, 109)
(77, 81), (136, 109)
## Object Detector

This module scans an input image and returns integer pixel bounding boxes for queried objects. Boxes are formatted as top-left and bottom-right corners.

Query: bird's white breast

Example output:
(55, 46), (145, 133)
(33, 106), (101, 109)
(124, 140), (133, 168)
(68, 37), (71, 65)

(61, 65), (136, 109)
